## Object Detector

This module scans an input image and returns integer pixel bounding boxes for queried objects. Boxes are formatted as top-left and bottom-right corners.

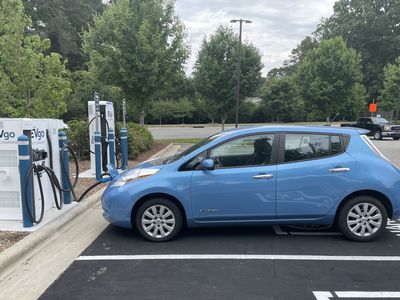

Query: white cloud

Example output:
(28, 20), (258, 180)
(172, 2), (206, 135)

(175, 0), (336, 76)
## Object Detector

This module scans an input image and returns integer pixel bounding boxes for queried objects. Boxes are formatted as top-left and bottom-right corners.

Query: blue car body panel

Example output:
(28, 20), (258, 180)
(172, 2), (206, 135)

(101, 126), (400, 229)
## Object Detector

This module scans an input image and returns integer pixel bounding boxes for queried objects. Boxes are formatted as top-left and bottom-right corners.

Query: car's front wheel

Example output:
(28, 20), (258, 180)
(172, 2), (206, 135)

(338, 196), (387, 242)
(135, 198), (183, 242)
(374, 131), (383, 140)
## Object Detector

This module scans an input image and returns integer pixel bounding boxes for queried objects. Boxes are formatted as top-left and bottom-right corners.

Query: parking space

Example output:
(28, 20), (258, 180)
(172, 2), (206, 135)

(40, 224), (400, 300)
(38, 138), (400, 300)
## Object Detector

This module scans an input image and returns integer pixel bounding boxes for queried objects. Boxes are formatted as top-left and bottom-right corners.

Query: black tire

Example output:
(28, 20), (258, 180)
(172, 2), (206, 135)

(135, 198), (183, 242)
(393, 137), (400, 140)
(338, 196), (387, 242)
(373, 131), (383, 140)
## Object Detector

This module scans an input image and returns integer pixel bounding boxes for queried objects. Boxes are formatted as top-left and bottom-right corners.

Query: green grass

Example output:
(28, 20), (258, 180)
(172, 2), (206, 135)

(156, 138), (202, 144)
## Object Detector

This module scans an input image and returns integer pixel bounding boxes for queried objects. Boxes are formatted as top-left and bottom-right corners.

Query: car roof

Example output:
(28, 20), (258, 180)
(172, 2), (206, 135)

(221, 125), (368, 138)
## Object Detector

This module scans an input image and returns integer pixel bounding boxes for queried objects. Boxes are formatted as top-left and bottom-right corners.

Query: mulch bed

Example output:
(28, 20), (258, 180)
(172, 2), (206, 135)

(0, 143), (167, 253)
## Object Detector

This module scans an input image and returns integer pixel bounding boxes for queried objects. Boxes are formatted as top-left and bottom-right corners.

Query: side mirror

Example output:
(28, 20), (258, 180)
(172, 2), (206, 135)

(199, 158), (215, 170)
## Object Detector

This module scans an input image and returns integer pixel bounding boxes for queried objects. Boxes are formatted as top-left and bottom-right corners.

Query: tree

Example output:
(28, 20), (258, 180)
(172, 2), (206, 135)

(193, 26), (263, 130)
(149, 101), (175, 124)
(0, 0), (71, 118)
(260, 76), (303, 122)
(296, 37), (365, 121)
(23, 0), (104, 70)
(381, 57), (400, 119)
(171, 98), (195, 124)
(317, 0), (400, 96)
(83, 0), (189, 116)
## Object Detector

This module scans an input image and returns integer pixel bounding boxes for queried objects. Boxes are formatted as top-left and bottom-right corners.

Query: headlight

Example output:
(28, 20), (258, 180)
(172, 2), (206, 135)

(110, 168), (160, 187)
(384, 125), (390, 131)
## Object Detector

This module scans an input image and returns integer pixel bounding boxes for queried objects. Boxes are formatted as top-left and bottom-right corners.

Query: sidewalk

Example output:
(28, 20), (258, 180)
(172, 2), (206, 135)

(0, 143), (181, 300)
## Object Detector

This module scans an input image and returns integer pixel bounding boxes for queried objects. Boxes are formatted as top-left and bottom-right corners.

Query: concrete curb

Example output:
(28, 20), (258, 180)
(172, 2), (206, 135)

(0, 187), (105, 278)
(0, 143), (177, 278)
(151, 143), (175, 158)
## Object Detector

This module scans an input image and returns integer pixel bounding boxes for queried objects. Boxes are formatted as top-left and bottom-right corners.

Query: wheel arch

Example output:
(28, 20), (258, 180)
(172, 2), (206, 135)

(131, 193), (187, 227)
(335, 190), (393, 222)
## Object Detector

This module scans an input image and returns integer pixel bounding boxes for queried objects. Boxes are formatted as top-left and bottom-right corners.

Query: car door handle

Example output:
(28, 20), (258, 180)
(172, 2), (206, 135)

(253, 174), (274, 179)
(329, 167), (350, 173)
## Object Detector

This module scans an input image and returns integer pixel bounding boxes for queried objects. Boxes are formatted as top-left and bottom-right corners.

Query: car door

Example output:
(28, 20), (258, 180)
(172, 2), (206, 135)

(190, 133), (277, 222)
(276, 132), (356, 219)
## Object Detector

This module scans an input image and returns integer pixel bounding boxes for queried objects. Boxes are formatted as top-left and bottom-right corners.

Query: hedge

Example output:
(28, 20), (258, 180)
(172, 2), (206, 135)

(66, 120), (153, 161)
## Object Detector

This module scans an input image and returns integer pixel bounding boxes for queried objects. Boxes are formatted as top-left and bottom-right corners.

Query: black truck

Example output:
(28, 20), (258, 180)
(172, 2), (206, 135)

(341, 117), (400, 140)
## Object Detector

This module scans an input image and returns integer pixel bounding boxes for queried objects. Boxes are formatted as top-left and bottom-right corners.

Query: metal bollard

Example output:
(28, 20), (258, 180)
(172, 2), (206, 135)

(108, 128), (116, 168)
(95, 130), (102, 181)
(120, 127), (128, 170)
(59, 131), (71, 204)
(18, 135), (33, 228)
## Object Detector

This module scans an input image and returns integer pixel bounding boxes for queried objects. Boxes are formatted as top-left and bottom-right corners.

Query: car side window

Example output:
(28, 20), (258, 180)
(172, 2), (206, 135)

(284, 134), (342, 163)
(209, 134), (274, 168)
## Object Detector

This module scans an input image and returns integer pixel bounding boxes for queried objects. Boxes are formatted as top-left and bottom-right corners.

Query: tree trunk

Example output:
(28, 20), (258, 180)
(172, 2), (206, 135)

(221, 116), (225, 131)
(159, 117), (162, 125)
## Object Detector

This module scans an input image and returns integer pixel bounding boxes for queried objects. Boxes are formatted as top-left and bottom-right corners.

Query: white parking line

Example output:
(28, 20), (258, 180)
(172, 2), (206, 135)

(76, 254), (400, 261)
(314, 291), (400, 299)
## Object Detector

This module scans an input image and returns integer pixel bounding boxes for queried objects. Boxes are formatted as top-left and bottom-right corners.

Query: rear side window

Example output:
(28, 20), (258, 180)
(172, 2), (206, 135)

(284, 134), (343, 163)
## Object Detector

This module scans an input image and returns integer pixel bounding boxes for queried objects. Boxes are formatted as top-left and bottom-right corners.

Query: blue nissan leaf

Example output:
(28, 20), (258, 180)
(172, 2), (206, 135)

(102, 126), (400, 242)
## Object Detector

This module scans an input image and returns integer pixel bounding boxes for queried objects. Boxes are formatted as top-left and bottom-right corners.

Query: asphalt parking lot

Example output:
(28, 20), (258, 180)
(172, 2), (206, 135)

(39, 139), (400, 300)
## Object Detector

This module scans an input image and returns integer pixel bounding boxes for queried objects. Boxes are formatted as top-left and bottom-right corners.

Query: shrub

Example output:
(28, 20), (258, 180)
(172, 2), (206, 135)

(66, 120), (90, 160)
(67, 120), (153, 161)
(116, 122), (153, 160)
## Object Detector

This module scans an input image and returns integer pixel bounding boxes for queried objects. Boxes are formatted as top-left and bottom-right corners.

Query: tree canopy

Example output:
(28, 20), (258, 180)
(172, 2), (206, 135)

(193, 26), (263, 128)
(296, 37), (365, 120)
(381, 57), (400, 119)
(0, 0), (70, 118)
(83, 0), (190, 112)
(317, 0), (400, 96)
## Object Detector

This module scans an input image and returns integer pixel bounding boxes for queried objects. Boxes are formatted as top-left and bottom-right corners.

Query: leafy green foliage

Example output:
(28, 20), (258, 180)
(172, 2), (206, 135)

(118, 123), (154, 159)
(0, 0), (71, 118)
(260, 76), (304, 122)
(66, 120), (90, 160)
(296, 37), (365, 121)
(24, 0), (104, 70)
(381, 57), (400, 119)
(317, 0), (400, 95)
(193, 26), (263, 126)
(83, 0), (189, 113)
(149, 98), (195, 124)
(67, 120), (153, 161)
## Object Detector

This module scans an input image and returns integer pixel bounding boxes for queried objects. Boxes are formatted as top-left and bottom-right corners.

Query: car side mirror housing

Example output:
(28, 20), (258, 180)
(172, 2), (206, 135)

(200, 158), (215, 170)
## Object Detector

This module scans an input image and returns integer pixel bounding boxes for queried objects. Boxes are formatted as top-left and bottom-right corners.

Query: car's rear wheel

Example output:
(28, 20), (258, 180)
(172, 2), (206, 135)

(338, 196), (387, 242)
(374, 131), (383, 140)
(393, 137), (400, 140)
(135, 198), (182, 242)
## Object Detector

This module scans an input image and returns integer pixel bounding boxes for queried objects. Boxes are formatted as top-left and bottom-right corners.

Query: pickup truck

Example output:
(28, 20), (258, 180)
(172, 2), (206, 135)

(341, 117), (400, 140)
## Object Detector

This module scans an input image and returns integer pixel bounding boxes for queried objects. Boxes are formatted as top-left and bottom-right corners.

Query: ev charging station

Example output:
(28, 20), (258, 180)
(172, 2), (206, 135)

(88, 100), (115, 175)
(0, 92), (128, 230)
(0, 118), (66, 224)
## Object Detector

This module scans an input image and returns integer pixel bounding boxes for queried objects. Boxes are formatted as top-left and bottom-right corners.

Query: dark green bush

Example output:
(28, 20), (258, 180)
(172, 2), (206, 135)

(116, 122), (154, 160)
(67, 120), (153, 161)
(66, 120), (90, 160)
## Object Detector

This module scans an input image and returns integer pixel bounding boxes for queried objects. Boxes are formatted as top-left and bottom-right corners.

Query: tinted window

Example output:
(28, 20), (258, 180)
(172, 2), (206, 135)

(209, 134), (274, 168)
(284, 134), (342, 162)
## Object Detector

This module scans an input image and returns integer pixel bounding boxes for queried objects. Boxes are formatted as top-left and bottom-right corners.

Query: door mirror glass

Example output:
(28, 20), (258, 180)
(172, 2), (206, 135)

(200, 158), (215, 170)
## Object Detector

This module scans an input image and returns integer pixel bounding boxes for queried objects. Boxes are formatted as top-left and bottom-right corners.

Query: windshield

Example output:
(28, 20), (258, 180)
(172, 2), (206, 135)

(372, 117), (389, 124)
(168, 133), (225, 163)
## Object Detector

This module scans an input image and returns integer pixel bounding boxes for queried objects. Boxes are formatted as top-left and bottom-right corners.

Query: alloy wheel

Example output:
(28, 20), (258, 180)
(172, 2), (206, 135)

(346, 202), (382, 237)
(141, 205), (176, 239)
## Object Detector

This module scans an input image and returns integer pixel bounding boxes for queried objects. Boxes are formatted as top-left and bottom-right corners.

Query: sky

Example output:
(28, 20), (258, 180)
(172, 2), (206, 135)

(175, 0), (337, 76)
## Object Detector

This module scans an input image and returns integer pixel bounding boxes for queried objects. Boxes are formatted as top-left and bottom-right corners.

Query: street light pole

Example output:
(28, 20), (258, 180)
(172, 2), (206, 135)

(231, 19), (252, 128)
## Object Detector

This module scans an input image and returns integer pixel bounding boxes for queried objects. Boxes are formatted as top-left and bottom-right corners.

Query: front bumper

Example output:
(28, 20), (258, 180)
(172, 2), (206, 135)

(382, 131), (400, 137)
(101, 185), (133, 228)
